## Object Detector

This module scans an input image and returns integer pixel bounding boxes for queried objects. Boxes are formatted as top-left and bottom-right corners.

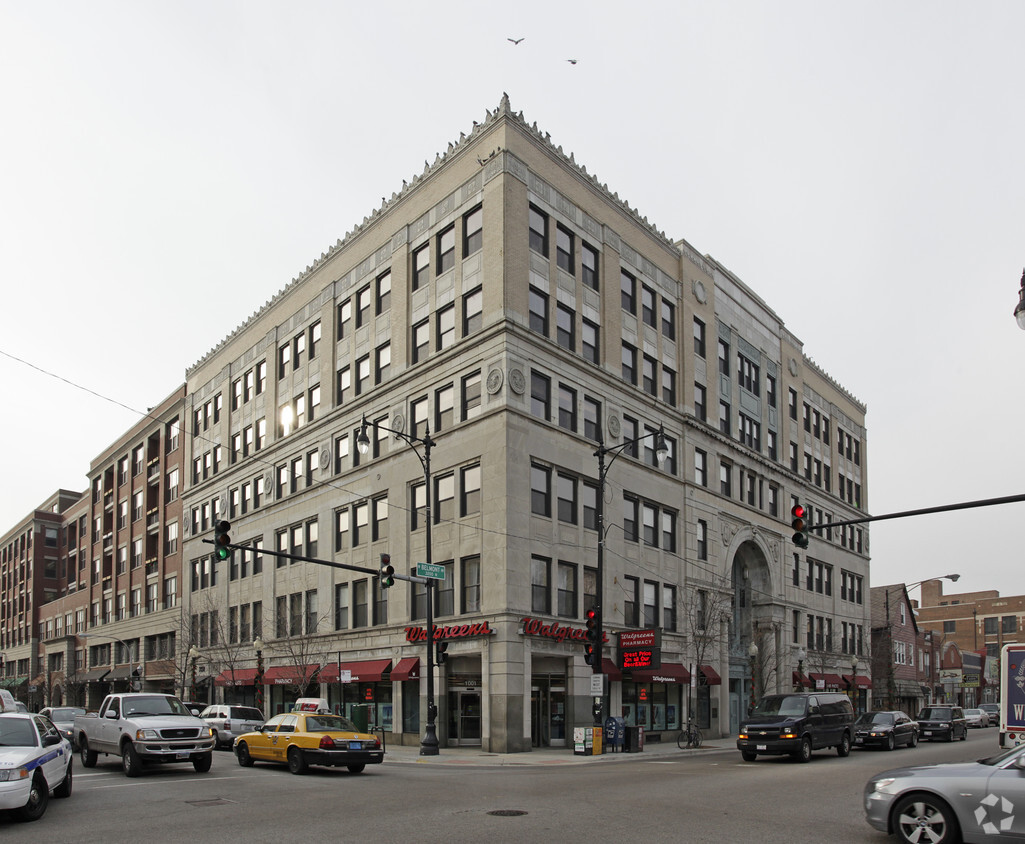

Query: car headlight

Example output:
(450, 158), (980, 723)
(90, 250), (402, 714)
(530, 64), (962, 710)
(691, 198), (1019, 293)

(135, 729), (160, 740)
(870, 777), (897, 794)
(0, 767), (28, 783)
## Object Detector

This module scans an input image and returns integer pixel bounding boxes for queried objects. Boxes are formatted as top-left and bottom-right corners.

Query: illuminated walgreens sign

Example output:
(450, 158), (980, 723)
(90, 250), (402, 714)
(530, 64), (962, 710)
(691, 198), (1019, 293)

(520, 617), (609, 644)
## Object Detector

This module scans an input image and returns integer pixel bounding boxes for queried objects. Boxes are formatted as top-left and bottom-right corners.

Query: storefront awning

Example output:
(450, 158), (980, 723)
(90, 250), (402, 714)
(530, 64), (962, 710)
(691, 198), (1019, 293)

(262, 664), (321, 686)
(601, 658), (622, 681)
(214, 668), (259, 686)
(843, 674), (871, 689)
(81, 668), (111, 683)
(792, 671), (812, 688)
(320, 659), (392, 683)
(107, 666), (135, 681)
(809, 673), (843, 689)
(630, 662), (690, 684)
(699, 665), (722, 686)
(390, 657), (420, 681)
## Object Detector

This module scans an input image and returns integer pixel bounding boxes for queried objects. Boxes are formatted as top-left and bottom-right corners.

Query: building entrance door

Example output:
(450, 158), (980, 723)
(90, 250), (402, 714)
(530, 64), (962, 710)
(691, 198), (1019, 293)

(531, 675), (567, 747)
(447, 690), (482, 746)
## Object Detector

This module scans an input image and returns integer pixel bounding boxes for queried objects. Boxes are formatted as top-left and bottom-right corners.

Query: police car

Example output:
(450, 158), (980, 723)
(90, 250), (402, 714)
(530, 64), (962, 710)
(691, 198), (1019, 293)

(0, 690), (73, 822)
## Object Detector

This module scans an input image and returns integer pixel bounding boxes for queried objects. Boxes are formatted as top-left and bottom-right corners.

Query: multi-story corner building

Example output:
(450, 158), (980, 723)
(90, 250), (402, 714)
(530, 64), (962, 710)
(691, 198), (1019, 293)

(180, 95), (871, 752)
(23, 386), (188, 709)
(0, 490), (82, 703)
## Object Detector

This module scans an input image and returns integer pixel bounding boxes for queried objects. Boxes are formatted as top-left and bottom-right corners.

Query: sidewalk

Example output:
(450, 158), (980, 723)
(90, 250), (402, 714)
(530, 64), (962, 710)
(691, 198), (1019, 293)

(382, 736), (733, 766)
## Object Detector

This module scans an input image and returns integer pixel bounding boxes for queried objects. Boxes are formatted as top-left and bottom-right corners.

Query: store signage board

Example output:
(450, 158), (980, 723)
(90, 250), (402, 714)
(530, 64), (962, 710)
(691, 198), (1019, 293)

(618, 629), (662, 670)
(417, 563), (446, 580)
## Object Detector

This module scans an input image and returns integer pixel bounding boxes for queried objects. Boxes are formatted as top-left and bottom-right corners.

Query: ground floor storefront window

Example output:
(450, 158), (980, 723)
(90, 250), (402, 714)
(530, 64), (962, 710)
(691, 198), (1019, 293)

(326, 682), (393, 730)
(621, 681), (683, 732)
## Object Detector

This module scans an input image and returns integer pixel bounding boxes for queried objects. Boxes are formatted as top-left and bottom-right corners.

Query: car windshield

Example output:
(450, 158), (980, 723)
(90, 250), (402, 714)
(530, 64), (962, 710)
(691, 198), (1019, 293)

(966, 709), (982, 716)
(123, 696), (193, 717)
(0, 718), (37, 747)
(49, 707), (85, 721)
(751, 696), (808, 717)
(856, 713), (894, 727)
(919, 708), (952, 720)
(303, 715), (361, 732)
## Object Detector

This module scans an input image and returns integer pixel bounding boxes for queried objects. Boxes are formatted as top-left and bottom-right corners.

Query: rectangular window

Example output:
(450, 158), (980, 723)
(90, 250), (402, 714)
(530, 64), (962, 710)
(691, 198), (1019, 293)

(375, 342), (391, 384)
(412, 243), (430, 291)
(582, 319), (599, 364)
(624, 576), (639, 626)
(581, 242), (598, 290)
(718, 339), (730, 376)
(662, 509), (677, 553)
(621, 270), (636, 314)
(720, 462), (732, 497)
(694, 383), (706, 422)
(356, 355), (371, 395)
(529, 287), (548, 336)
(531, 464), (551, 516)
(719, 401), (731, 436)
(693, 318), (706, 357)
(376, 271), (391, 315)
(437, 224), (455, 274)
(556, 303), (575, 351)
(623, 496), (638, 542)
(642, 354), (657, 396)
(463, 287), (482, 336)
(531, 556), (550, 613)
(462, 371), (481, 419)
(557, 473), (577, 524)
(557, 561), (577, 618)
(461, 555), (481, 614)
(582, 481), (598, 531)
(662, 367), (676, 406)
(372, 496), (388, 542)
(556, 225), (574, 273)
(434, 473), (455, 523)
(437, 304), (455, 350)
(583, 396), (601, 441)
(530, 370), (551, 420)
(529, 205), (548, 256)
(463, 206), (483, 256)
(643, 581), (658, 627)
(337, 299), (352, 339)
(435, 384), (454, 432)
(356, 285), (372, 328)
(661, 300), (675, 339)
(309, 321), (321, 359)
(622, 344), (637, 385)
(558, 383), (577, 432)
(460, 464), (481, 516)
(641, 285), (656, 328)
(413, 319), (430, 363)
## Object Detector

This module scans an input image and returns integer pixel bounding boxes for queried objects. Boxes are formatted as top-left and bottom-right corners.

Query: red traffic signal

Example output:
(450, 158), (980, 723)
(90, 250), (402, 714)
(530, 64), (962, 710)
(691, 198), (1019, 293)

(791, 504), (809, 549)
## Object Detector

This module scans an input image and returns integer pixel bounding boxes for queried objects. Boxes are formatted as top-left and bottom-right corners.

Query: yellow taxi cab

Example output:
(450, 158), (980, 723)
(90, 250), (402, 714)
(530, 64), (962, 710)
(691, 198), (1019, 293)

(233, 700), (383, 774)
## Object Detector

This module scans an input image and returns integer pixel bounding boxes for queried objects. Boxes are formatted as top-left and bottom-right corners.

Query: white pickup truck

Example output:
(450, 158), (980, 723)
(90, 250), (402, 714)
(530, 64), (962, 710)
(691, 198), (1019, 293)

(74, 692), (215, 777)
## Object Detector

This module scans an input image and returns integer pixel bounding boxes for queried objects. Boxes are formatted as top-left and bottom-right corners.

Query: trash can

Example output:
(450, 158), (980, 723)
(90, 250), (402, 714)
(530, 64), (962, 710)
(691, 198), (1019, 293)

(624, 725), (645, 753)
(604, 717), (626, 753)
(350, 704), (370, 732)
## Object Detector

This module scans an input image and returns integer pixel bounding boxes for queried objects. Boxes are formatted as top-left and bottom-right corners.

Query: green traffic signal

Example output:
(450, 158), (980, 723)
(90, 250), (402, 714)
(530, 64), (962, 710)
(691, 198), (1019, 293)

(214, 520), (232, 560)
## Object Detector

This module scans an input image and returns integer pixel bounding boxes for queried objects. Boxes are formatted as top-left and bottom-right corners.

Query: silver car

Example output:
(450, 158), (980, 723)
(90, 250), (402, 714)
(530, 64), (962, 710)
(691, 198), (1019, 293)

(199, 704), (265, 749)
(865, 743), (1025, 843)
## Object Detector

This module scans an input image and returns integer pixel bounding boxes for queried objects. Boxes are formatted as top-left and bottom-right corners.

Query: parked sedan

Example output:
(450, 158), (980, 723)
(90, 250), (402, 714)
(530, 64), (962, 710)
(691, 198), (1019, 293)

(865, 743), (1025, 843)
(199, 705), (265, 749)
(233, 711), (383, 774)
(0, 712), (73, 822)
(965, 708), (991, 728)
(854, 711), (919, 751)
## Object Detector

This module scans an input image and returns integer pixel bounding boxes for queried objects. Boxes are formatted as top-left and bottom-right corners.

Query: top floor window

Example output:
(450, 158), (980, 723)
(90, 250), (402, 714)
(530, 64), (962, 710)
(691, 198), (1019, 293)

(581, 242), (598, 290)
(529, 205), (548, 256)
(556, 225), (574, 273)
(463, 206), (483, 257)
(621, 270), (636, 314)
(437, 225), (455, 274)
(412, 243), (430, 291)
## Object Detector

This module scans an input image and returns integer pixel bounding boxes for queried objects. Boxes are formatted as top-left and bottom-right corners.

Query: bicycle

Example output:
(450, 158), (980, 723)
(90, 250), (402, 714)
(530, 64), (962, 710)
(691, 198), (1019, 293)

(677, 721), (702, 749)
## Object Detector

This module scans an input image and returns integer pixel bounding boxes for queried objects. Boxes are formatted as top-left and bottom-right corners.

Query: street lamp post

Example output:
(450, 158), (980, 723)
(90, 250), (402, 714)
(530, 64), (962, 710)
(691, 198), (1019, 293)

(850, 657), (859, 713)
(748, 641), (759, 714)
(357, 414), (440, 756)
(592, 424), (668, 727)
(795, 647), (807, 691)
(254, 637), (264, 715)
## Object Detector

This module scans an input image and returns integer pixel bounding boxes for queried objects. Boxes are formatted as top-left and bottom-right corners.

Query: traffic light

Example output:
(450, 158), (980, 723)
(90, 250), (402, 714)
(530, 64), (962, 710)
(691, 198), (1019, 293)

(791, 504), (809, 549)
(584, 607), (600, 666)
(214, 520), (232, 561)
(435, 640), (448, 665)
(380, 553), (394, 589)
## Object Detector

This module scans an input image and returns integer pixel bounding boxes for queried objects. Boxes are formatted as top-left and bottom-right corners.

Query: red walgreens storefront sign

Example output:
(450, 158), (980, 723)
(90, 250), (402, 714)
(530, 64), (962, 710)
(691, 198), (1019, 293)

(618, 629), (662, 670)
(520, 617), (609, 644)
(404, 621), (496, 642)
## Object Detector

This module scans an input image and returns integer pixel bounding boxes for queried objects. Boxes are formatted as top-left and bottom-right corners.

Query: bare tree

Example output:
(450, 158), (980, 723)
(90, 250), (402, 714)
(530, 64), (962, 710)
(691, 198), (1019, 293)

(268, 595), (333, 700)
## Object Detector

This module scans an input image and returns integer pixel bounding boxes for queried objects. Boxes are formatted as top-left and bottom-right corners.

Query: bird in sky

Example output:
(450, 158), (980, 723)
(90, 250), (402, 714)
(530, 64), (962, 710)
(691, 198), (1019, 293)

(567, 58), (578, 65)
(508, 37), (524, 45)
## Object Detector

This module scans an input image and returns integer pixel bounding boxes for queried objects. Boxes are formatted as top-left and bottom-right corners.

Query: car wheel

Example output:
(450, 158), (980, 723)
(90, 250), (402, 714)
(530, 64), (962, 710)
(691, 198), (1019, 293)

(287, 746), (308, 775)
(960, 727), (968, 741)
(908, 731), (918, 748)
(946, 729), (954, 742)
(54, 762), (73, 798)
(347, 764), (366, 774)
(80, 737), (97, 768)
(886, 734), (895, 751)
(122, 742), (144, 778)
(794, 736), (813, 763)
(837, 732), (851, 757)
(192, 752), (212, 773)
(740, 751), (758, 762)
(893, 794), (959, 844)
(236, 741), (254, 767)
(14, 774), (48, 822)
(211, 730), (221, 749)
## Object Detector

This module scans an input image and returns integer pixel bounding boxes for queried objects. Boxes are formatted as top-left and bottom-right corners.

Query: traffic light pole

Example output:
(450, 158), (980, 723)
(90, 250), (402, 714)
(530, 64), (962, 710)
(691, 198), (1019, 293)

(807, 492), (1025, 533)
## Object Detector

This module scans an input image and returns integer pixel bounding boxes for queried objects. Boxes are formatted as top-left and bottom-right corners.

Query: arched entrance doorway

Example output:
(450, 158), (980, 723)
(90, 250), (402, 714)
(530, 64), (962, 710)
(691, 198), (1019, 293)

(727, 537), (776, 734)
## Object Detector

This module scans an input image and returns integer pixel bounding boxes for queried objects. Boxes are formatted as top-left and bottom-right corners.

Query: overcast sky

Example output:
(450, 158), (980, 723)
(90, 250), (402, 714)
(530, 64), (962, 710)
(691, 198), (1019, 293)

(2, 1), (1022, 597)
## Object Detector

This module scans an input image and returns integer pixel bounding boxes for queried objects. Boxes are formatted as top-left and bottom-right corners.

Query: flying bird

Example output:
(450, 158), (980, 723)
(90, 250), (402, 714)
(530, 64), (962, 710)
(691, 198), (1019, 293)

(508, 37), (524, 45)
(567, 59), (578, 65)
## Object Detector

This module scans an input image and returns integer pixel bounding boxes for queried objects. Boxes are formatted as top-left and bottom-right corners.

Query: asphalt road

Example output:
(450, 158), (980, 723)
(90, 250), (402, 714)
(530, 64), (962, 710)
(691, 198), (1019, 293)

(0, 729), (1002, 843)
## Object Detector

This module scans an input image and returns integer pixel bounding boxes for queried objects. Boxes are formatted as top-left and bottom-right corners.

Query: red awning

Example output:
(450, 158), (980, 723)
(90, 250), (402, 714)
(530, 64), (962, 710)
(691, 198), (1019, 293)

(320, 659), (392, 683)
(810, 673), (844, 688)
(214, 668), (259, 687)
(792, 671), (812, 688)
(630, 663), (691, 684)
(843, 674), (871, 689)
(262, 664), (321, 686)
(699, 665), (722, 686)
(601, 658), (622, 681)
(390, 657), (420, 681)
